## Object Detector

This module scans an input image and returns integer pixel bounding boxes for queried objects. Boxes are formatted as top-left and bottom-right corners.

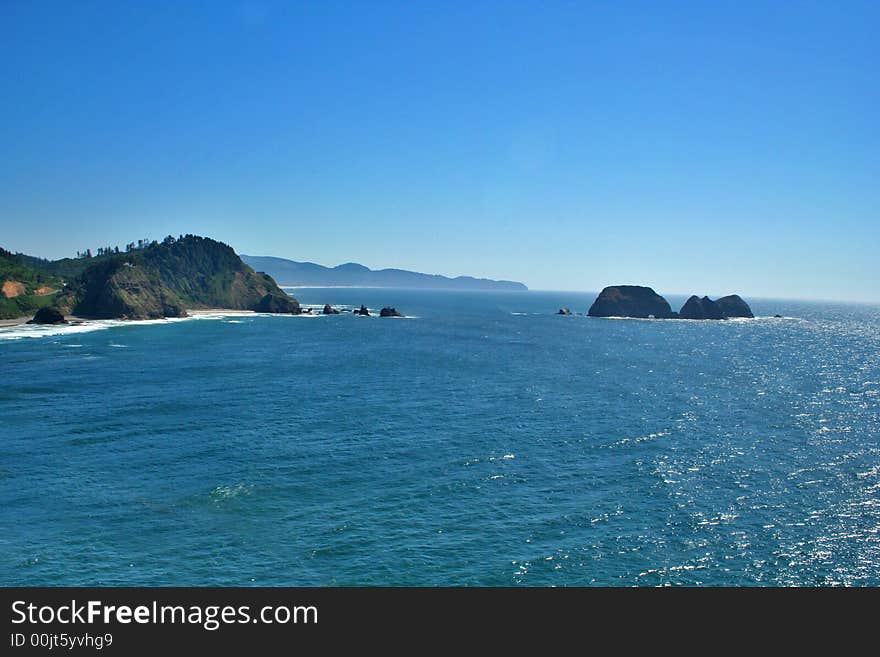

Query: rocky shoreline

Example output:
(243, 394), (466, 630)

(5, 302), (410, 328)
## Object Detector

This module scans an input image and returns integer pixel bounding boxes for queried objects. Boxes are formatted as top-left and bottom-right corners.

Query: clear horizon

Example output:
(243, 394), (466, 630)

(2, 2), (878, 302)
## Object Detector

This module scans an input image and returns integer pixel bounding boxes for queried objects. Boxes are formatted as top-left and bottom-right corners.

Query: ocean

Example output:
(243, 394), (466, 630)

(1, 289), (878, 586)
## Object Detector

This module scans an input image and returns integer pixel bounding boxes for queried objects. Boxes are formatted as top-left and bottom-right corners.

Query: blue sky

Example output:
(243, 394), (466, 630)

(2, 1), (878, 301)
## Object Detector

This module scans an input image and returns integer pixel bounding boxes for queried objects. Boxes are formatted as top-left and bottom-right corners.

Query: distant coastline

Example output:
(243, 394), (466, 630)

(242, 255), (528, 291)
(279, 285), (526, 291)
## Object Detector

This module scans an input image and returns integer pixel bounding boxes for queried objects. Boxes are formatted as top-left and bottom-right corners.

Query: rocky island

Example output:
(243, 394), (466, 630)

(678, 293), (755, 319)
(679, 295), (725, 320)
(587, 285), (754, 320)
(587, 285), (676, 319)
(715, 295), (755, 318)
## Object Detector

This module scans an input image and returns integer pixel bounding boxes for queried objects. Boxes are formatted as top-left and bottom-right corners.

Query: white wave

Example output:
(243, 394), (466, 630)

(595, 315), (801, 324)
(603, 431), (670, 448)
(0, 321), (122, 341)
(0, 312), (230, 341)
(264, 312), (322, 318)
(209, 483), (252, 501)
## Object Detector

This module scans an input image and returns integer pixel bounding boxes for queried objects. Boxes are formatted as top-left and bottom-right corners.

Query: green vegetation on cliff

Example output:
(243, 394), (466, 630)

(67, 258), (188, 319)
(139, 235), (289, 310)
(3, 235), (299, 320)
(0, 248), (62, 319)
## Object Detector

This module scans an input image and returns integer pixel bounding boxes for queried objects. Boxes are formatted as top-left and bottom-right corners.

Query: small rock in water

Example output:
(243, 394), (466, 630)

(322, 304), (341, 315)
(380, 307), (403, 317)
(355, 305), (370, 316)
(557, 307), (572, 315)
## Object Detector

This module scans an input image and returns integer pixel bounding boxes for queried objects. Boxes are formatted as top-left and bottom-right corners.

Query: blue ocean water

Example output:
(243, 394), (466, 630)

(1, 290), (879, 586)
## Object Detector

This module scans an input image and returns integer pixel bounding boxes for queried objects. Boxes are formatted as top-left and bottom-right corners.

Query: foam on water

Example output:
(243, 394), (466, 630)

(0, 320), (126, 341)
(0, 311), (262, 341)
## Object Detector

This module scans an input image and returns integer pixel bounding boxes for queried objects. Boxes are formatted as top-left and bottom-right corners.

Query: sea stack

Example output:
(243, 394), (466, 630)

(379, 307), (403, 317)
(557, 307), (572, 315)
(715, 295), (754, 318)
(322, 304), (340, 315)
(679, 295), (725, 320)
(27, 307), (67, 325)
(355, 305), (370, 316)
(677, 294), (754, 319)
(254, 293), (301, 314)
(587, 285), (675, 319)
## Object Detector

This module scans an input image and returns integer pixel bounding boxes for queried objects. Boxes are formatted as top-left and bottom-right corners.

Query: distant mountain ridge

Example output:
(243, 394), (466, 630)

(241, 255), (528, 291)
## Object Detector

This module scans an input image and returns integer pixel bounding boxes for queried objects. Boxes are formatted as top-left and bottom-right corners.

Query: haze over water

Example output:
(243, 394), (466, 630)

(2, 290), (878, 585)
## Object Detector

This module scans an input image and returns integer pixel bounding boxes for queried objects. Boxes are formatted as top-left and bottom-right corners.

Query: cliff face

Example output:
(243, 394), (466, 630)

(140, 236), (295, 310)
(61, 236), (299, 319)
(587, 285), (675, 318)
(67, 259), (188, 319)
